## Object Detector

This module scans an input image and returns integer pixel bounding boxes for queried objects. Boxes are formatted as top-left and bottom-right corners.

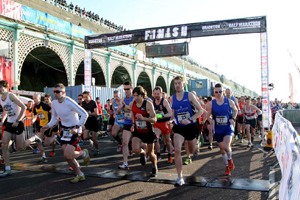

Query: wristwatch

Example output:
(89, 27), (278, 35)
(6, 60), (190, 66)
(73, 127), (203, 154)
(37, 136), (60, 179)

(188, 117), (194, 122)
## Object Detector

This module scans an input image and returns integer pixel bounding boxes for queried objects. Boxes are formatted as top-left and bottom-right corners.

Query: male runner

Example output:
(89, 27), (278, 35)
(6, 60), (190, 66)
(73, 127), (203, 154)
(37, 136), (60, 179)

(40, 83), (89, 183)
(82, 91), (100, 157)
(130, 86), (158, 177)
(206, 83), (238, 176)
(170, 76), (204, 186)
(0, 80), (42, 177)
(256, 97), (263, 135)
(111, 91), (123, 153)
(152, 86), (173, 163)
(237, 96), (246, 143)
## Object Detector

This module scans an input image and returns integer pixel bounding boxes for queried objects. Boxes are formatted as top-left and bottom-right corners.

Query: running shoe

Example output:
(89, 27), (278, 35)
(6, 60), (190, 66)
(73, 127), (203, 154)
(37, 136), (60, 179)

(128, 150), (133, 157)
(208, 145), (213, 150)
(247, 142), (252, 147)
(183, 158), (192, 165)
(140, 153), (147, 166)
(75, 145), (82, 151)
(70, 174), (85, 183)
(83, 149), (90, 166)
(69, 167), (73, 171)
(94, 151), (100, 157)
(225, 166), (231, 176)
(234, 135), (239, 140)
(240, 139), (244, 143)
(33, 148), (40, 154)
(117, 144), (122, 152)
(174, 177), (185, 186)
(228, 159), (235, 170)
(49, 151), (55, 157)
(37, 157), (48, 164)
(157, 155), (162, 161)
(118, 163), (129, 170)
(150, 167), (158, 177)
(0, 170), (12, 177)
(168, 155), (173, 163)
(0, 159), (4, 164)
(33, 134), (42, 143)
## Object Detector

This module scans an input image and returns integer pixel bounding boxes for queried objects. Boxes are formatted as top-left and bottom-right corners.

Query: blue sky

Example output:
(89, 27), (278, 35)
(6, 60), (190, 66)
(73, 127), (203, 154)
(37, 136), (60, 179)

(71, 0), (300, 102)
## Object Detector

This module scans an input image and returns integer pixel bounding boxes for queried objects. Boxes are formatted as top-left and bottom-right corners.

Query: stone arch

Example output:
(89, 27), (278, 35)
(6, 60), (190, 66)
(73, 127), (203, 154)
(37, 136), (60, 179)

(110, 58), (133, 84)
(18, 34), (70, 84)
(73, 49), (107, 85)
(156, 75), (167, 93)
(136, 66), (153, 88)
(137, 71), (152, 96)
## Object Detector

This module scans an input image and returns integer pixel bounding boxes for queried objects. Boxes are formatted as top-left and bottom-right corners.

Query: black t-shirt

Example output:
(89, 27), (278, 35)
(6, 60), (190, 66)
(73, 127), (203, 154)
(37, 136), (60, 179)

(82, 100), (97, 120)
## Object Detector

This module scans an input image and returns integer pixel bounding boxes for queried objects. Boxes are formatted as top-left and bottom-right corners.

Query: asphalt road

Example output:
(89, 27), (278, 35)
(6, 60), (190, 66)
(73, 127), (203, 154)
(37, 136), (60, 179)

(0, 135), (276, 200)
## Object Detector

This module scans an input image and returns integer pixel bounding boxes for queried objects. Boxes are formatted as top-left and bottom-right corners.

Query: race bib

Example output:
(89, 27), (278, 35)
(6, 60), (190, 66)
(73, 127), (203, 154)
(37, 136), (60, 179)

(177, 112), (190, 122)
(61, 129), (72, 141)
(116, 115), (124, 123)
(216, 116), (228, 125)
(124, 111), (132, 120)
(136, 120), (147, 129)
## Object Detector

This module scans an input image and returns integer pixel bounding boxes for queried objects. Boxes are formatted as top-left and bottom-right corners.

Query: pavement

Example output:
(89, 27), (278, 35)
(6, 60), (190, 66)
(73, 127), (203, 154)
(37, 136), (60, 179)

(0, 134), (277, 200)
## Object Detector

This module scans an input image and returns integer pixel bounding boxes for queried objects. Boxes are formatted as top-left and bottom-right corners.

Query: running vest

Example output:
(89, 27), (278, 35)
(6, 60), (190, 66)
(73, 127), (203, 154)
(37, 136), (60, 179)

(0, 92), (20, 123)
(172, 92), (194, 126)
(132, 100), (151, 133)
(123, 96), (133, 125)
(212, 98), (233, 134)
(153, 98), (170, 123)
(238, 102), (245, 117)
(244, 105), (256, 120)
(113, 99), (124, 124)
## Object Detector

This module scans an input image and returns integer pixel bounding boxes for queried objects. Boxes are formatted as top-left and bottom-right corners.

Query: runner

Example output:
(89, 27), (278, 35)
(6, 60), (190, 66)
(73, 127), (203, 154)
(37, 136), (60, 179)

(237, 96), (246, 143)
(31, 94), (54, 163)
(256, 97), (263, 135)
(78, 94), (83, 106)
(206, 83), (238, 176)
(0, 80), (42, 177)
(81, 91), (100, 157)
(119, 81), (134, 169)
(111, 91), (123, 153)
(152, 86), (173, 163)
(225, 88), (239, 141)
(130, 86), (158, 177)
(243, 97), (262, 147)
(40, 83), (89, 183)
(170, 76), (204, 186)
(206, 96), (214, 150)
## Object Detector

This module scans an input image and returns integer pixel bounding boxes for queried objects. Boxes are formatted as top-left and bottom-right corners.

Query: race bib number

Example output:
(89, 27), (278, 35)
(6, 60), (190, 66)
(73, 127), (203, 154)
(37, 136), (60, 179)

(216, 116), (228, 125)
(124, 111), (132, 120)
(116, 115), (124, 123)
(177, 112), (190, 122)
(61, 129), (72, 141)
(136, 120), (147, 129)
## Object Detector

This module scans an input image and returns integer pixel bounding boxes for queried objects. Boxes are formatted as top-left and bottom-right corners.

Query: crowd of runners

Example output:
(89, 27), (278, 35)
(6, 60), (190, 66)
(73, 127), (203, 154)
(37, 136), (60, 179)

(0, 77), (268, 186)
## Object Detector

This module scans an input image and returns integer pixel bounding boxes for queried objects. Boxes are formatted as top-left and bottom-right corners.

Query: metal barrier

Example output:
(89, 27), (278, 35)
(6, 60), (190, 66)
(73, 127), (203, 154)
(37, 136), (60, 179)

(282, 109), (300, 126)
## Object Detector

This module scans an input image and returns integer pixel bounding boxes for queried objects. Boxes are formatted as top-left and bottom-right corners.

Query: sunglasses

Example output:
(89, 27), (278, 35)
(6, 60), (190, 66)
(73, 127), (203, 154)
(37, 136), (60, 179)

(53, 90), (62, 94)
(214, 90), (222, 94)
(78, 98), (82, 100)
(124, 88), (130, 91)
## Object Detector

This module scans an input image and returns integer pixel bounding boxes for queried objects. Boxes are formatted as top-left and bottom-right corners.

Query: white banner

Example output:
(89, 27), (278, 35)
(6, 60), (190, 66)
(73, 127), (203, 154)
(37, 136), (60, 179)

(84, 49), (92, 92)
(272, 113), (300, 200)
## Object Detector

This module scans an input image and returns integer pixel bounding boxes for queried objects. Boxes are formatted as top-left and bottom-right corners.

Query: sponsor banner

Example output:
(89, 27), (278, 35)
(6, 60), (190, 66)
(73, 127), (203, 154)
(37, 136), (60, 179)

(0, 0), (21, 20)
(85, 16), (266, 48)
(109, 45), (137, 57)
(0, 57), (13, 87)
(21, 5), (95, 39)
(272, 113), (300, 200)
(84, 49), (92, 92)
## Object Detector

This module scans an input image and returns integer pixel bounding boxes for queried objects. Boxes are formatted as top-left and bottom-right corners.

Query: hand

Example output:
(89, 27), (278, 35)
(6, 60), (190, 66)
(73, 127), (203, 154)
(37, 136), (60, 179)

(130, 124), (134, 132)
(229, 119), (235, 126)
(135, 113), (144, 120)
(181, 119), (191, 125)
(125, 105), (131, 110)
(40, 125), (50, 134)
(71, 127), (78, 134)
(12, 121), (19, 128)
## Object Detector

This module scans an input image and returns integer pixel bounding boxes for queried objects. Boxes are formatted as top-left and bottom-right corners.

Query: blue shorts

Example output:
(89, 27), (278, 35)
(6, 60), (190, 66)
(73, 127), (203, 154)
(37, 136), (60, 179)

(214, 131), (233, 143)
(114, 120), (124, 128)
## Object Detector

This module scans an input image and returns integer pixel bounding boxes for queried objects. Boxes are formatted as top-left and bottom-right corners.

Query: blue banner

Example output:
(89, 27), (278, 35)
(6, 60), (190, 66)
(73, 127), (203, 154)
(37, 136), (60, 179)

(21, 5), (95, 39)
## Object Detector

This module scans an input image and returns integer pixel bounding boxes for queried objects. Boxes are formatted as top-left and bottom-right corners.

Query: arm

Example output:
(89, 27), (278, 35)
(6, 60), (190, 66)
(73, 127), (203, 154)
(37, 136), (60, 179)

(188, 92), (204, 122)
(252, 105), (262, 115)
(229, 99), (238, 124)
(9, 94), (26, 127)
(1, 109), (7, 125)
(163, 99), (172, 118)
(145, 101), (157, 123)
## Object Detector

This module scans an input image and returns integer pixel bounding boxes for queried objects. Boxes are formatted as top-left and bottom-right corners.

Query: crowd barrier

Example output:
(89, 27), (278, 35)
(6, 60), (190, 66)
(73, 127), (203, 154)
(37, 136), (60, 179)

(272, 112), (300, 200)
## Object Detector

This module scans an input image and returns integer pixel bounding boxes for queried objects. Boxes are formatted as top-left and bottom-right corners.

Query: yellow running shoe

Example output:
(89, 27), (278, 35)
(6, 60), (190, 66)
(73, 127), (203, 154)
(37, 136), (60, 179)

(83, 149), (90, 166)
(70, 174), (85, 183)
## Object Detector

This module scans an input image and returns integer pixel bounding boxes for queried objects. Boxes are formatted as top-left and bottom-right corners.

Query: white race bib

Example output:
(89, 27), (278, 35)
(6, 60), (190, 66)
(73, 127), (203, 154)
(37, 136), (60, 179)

(136, 120), (147, 129)
(177, 112), (190, 122)
(124, 111), (132, 120)
(116, 115), (124, 123)
(61, 129), (72, 141)
(216, 116), (228, 125)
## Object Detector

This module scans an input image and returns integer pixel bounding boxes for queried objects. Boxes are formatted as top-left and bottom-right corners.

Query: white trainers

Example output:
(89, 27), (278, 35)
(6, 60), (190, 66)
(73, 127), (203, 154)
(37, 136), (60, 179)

(174, 177), (185, 186)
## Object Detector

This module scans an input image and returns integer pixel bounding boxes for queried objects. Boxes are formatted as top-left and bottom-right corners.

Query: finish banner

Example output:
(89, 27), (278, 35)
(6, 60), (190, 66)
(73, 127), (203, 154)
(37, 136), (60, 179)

(272, 113), (300, 200)
(85, 16), (266, 49)
(0, 0), (21, 20)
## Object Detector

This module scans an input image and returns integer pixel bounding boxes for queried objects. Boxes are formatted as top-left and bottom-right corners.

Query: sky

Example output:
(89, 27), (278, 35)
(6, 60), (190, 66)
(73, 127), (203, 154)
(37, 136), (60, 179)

(71, 0), (300, 102)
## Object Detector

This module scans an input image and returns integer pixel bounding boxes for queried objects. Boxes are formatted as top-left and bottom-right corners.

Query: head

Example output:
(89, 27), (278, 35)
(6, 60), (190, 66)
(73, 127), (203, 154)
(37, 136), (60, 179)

(123, 80), (132, 97)
(53, 83), (66, 100)
(82, 91), (91, 102)
(96, 97), (100, 103)
(174, 76), (185, 92)
(257, 97), (261, 103)
(245, 97), (251, 105)
(225, 88), (231, 98)
(133, 86), (146, 102)
(252, 98), (257, 105)
(214, 83), (223, 99)
(153, 86), (163, 100)
(78, 94), (83, 103)
(113, 90), (121, 101)
(33, 94), (41, 105)
(240, 96), (245, 104)
(207, 96), (212, 102)
(44, 93), (52, 105)
(0, 80), (9, 94)
(107, 99), (110, 105)
(27, 100), (33, 109)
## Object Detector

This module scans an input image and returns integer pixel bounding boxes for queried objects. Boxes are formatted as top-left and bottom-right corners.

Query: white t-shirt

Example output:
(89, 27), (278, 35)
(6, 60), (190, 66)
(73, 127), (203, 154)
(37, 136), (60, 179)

(0, 92), (21, 123)
(48, 96), (88, 128)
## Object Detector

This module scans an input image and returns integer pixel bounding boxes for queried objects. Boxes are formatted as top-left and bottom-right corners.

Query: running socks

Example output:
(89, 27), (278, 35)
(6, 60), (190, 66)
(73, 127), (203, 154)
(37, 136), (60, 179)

(222, 154), (229, 166)
(227, 150), (232, 160)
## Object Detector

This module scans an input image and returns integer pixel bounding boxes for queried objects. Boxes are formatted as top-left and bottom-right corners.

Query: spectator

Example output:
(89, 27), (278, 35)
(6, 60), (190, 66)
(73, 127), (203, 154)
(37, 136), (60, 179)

(69, 2), (74, 10)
